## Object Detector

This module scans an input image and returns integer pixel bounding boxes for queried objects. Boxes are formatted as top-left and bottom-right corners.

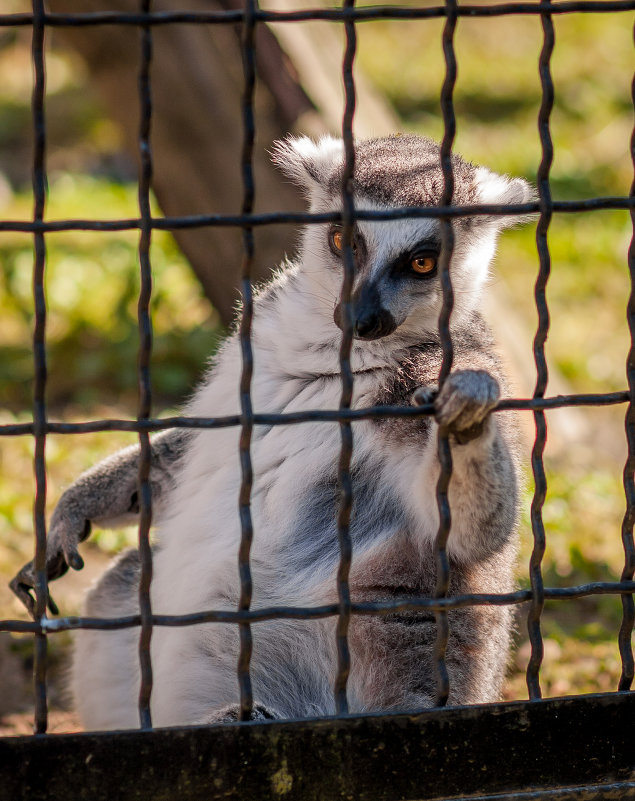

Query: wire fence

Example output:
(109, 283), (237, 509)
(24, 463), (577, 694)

(0, 0), (634, 741)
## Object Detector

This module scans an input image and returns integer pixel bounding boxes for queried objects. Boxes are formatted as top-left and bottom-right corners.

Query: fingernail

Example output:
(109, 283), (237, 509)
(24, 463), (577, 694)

(48, 595), (60, 616)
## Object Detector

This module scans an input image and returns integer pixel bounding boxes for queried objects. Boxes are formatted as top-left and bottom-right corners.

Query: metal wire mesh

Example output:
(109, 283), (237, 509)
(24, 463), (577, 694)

(237, 0), (257, 722)
(0, 0), (634, 737)
(526, 4), (555, 701)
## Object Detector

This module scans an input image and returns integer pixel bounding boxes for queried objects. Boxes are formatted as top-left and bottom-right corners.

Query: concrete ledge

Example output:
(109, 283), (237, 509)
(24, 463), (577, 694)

(1, 692), (634, 801)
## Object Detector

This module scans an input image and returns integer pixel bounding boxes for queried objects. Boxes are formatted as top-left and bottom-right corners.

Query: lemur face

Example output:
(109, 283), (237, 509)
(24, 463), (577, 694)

(328, 215), (456, 340)
(272, 134), (534, 343)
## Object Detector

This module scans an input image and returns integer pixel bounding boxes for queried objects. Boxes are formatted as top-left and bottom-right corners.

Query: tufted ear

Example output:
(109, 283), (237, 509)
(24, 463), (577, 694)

(474, 166), (537, 229)
(270, 135), (344, 194)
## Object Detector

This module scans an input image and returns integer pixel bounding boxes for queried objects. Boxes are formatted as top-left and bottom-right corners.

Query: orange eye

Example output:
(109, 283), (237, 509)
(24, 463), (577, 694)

(411, 255), (437, 275)
(329, 228), (357, 255)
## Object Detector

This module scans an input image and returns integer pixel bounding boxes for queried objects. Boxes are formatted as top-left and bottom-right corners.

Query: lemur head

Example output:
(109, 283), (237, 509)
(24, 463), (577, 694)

(273, 134), (533, 344)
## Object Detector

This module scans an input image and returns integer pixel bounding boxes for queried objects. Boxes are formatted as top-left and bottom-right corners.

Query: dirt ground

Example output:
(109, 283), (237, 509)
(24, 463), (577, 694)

(0, 632), (83, 736)
(0, 548), (112, 737)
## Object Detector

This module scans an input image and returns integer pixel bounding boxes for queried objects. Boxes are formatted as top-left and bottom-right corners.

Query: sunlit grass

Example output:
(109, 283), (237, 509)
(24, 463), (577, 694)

(0, 175), (220, 412)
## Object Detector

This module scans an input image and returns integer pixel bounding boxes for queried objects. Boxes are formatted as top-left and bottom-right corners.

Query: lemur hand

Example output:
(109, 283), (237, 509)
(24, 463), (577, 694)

(10, 480), (122, 618)
(9, 443), (144, 618)
(414, 370), (500, 444)
(10, 429), (190, 617)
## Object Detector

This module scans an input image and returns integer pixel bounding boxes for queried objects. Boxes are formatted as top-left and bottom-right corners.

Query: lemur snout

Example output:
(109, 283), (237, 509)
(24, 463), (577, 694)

(353, 307), (397, 340)
(333, 283), (398, 340)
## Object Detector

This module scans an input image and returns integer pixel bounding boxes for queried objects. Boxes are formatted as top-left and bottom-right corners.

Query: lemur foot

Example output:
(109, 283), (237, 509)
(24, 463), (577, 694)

(413, 370), (500, 444)
(202, 704), (280, 724)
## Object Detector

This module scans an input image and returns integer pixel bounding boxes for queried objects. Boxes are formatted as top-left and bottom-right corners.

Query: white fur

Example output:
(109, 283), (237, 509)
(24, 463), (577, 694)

(73, 136), (526, 730)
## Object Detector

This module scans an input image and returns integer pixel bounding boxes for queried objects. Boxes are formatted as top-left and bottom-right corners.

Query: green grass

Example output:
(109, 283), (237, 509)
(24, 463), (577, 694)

(0, 176), (220, 413)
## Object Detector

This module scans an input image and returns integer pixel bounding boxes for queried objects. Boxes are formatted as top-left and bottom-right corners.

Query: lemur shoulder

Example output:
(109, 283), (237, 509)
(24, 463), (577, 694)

(12, 134), (532, 729)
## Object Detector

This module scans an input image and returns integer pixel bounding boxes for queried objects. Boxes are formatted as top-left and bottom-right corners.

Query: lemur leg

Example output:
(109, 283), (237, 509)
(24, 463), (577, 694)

(10, 428), (191, 615)
(74, 548), (282, 729)
(414, 369), (518, 563)
(73, 548), (144, 730)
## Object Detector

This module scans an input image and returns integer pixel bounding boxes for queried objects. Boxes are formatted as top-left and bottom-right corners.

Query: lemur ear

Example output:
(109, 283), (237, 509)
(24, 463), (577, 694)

(271, 135), (344, 193)
(474, 166), (537, 229)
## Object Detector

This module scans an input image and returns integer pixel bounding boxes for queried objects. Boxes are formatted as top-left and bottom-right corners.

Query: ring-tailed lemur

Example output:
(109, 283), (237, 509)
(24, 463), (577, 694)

(12, 135), (532, 729)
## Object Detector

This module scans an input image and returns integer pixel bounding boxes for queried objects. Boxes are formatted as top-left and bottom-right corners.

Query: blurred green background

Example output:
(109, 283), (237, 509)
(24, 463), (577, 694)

(0, 1), (633, 724)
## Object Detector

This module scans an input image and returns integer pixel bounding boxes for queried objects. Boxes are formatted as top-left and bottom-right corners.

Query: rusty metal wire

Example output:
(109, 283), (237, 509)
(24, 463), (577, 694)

(135, 0), (155, 730)
(236, 0), (257, 723)
(618, 19), (635, 692)
(4, 580), (635, 637)
(30, 0), (48, 737)
(2, 198), (635, 236)
(526, 3), (555, 701)
(2, 0), (635, 737)
(2, 1), (635, 28)
(332, 0), (357, 716)
(432, 0), (458, 710)
(2, 391), (635, 440)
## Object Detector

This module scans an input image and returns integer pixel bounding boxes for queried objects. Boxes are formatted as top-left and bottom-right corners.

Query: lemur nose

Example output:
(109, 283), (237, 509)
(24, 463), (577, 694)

(354, 306), (397, 340)
(354, 311), (382, 339)
(333, 285), (397, 340)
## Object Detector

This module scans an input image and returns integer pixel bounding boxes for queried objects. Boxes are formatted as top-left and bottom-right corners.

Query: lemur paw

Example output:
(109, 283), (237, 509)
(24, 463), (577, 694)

(10, 563), (61, 618)
(415, 370), (500, 443)
(10, 492), (91, 617)
(202, 704), (279, 724)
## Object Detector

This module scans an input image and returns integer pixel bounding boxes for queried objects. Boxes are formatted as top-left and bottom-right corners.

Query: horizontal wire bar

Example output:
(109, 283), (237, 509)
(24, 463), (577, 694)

(1, 1), (635, 27)
(0, 392), (630, 438)
(0, 197), (633, 234)
(2, 580), (635, 635)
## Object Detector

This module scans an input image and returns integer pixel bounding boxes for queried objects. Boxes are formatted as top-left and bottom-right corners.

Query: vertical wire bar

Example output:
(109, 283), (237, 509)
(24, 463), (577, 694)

(333, 0), (357, 716)
(31, 0), (48, 736)
(526, 4), (555, 701)
(432, 0), (458, 709)
(237, 0), (257, 722)
(136, 0), (154, 729)
(618, 20), (635, 692)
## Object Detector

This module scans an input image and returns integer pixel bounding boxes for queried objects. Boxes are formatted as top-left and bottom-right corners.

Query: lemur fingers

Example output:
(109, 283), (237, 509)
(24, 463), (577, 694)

(414, 370), (500, 444)
(49, 495), (94, 571)
(9, 429), (191, 616)
(10, 559), (63, 618)
(10, 496), (92, 616)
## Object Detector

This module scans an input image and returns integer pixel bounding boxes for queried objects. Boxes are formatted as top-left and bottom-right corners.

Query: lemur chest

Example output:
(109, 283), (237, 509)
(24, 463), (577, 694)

(246, 368), (436, 572)
(248, 424), (425, 590)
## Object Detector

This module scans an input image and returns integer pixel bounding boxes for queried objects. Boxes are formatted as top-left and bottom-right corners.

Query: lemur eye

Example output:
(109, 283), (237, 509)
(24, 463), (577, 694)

(410, 255), (437, 275)
(329, 226), (356, 256)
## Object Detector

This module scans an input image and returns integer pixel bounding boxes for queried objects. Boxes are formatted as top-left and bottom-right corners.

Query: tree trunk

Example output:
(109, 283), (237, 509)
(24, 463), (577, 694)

(48, 0), (318, 324)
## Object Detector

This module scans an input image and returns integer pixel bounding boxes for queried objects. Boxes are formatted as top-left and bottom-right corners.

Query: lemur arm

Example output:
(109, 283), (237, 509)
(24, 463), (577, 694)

(413, 369), (518, 564)
(10, 428), (190, 616)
